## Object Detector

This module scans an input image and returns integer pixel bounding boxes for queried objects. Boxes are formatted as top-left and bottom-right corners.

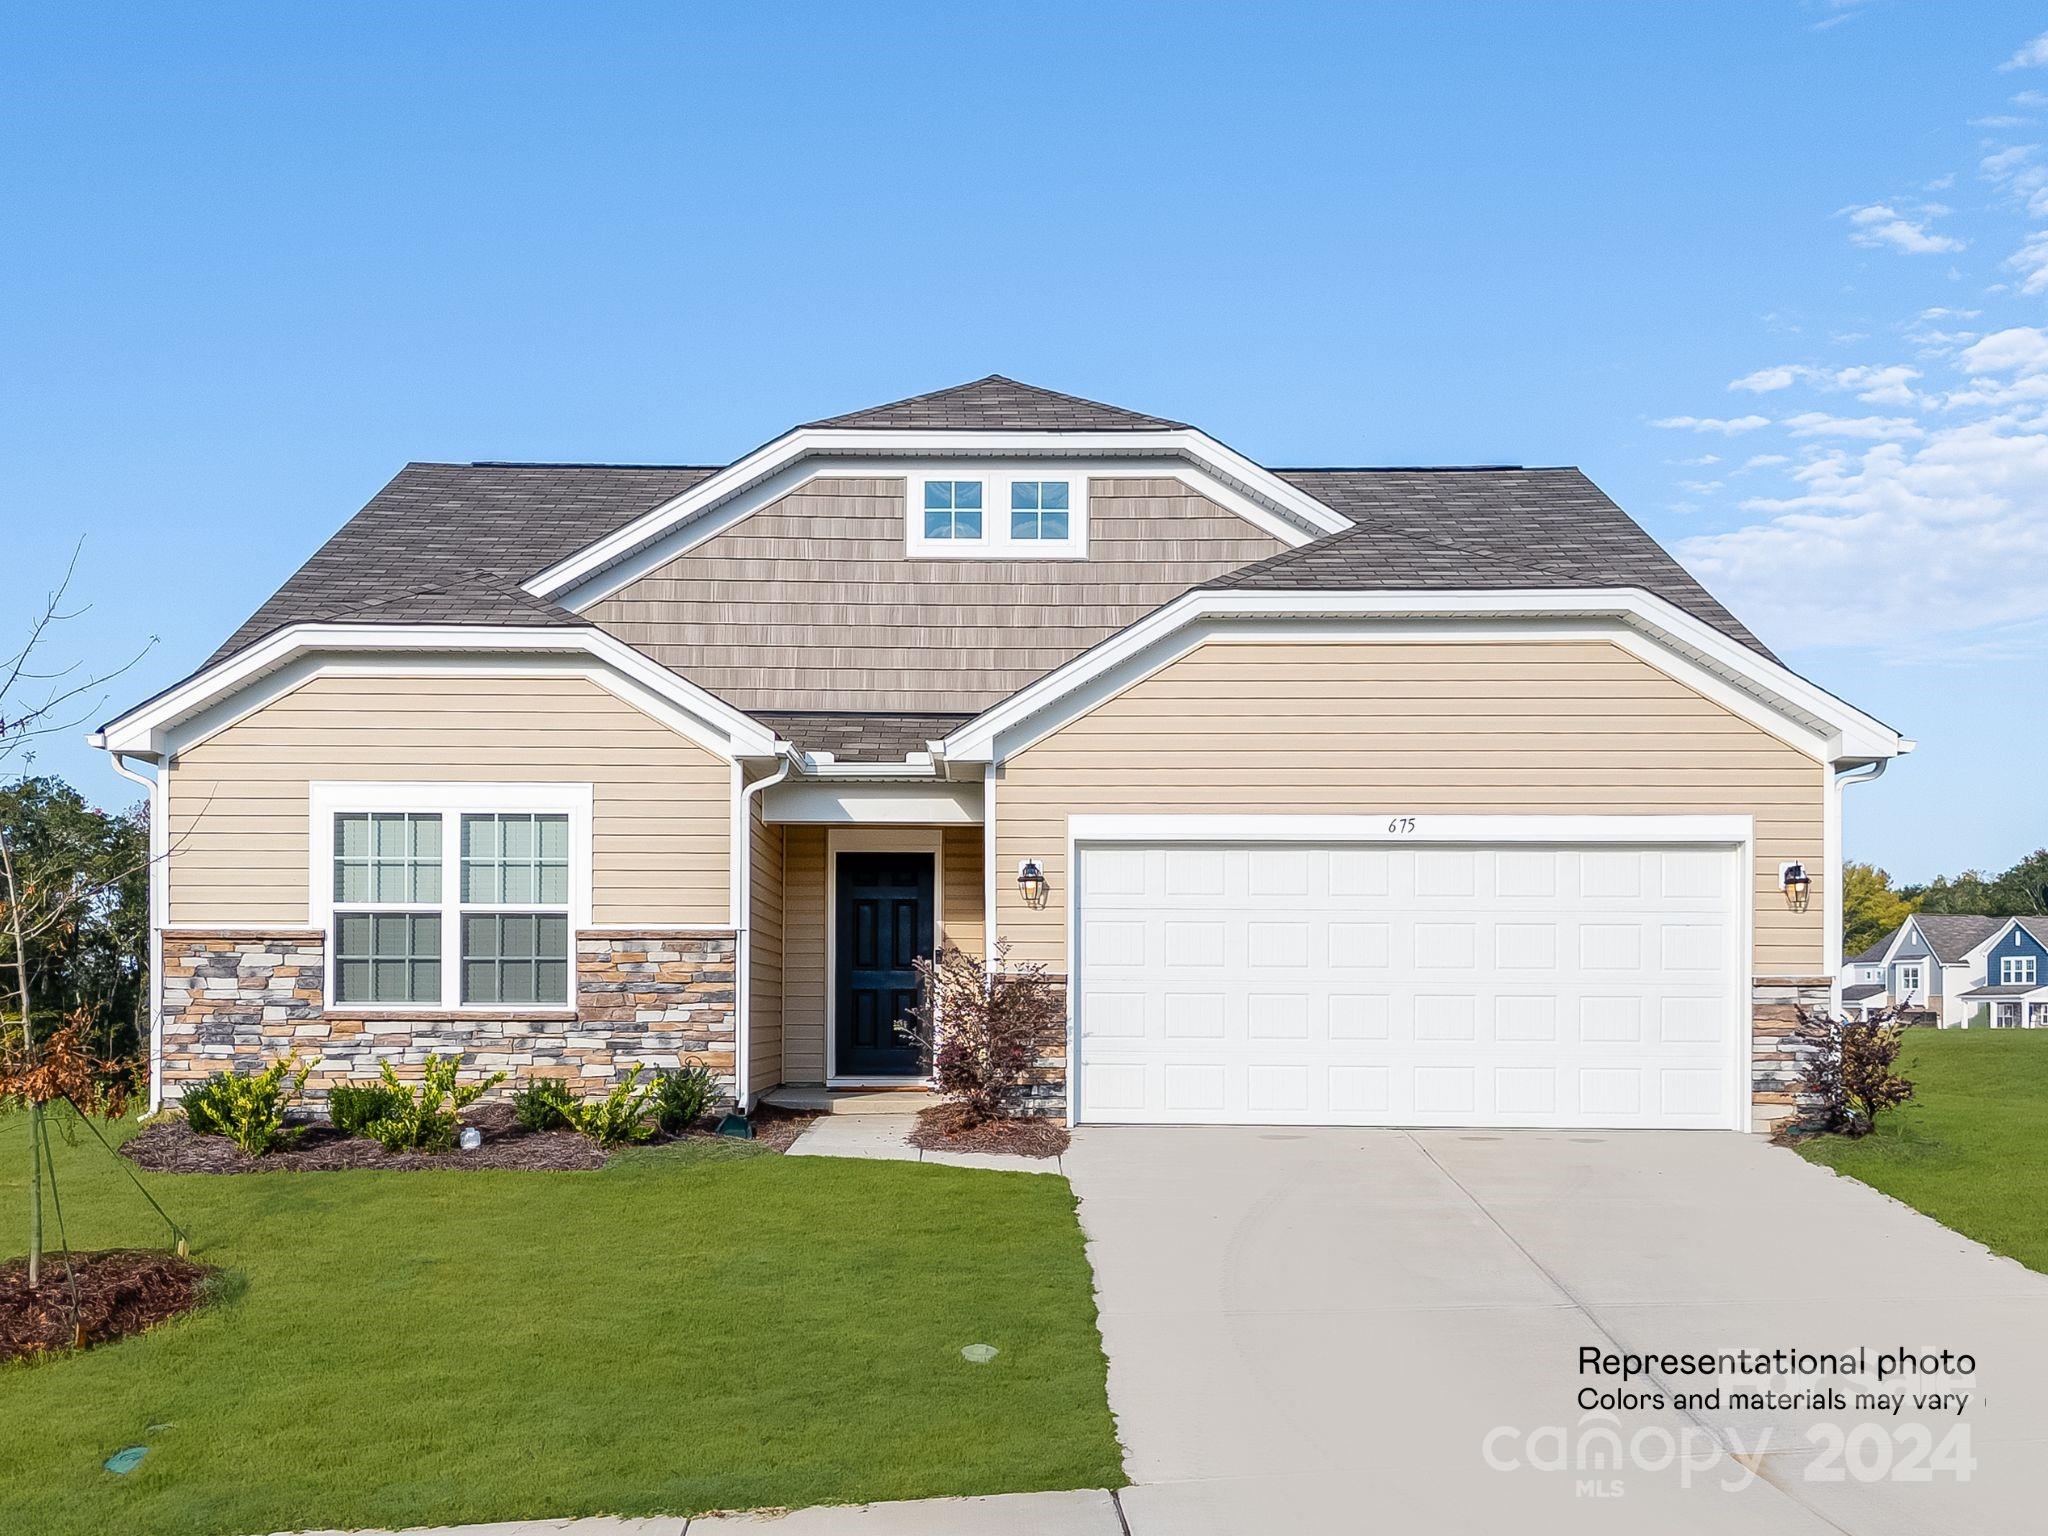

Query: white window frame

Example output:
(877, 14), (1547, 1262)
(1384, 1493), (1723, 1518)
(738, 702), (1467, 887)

(906, 466), (1090, 559)
(2001, 954), (2038, 986)
(1897, 962), (1923, 996)
(309, 782), (593, 1013)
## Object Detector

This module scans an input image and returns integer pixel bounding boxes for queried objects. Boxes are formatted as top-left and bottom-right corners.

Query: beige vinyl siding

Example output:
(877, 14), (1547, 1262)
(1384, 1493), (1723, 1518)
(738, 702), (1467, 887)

(995, 638), (1826, 977)
(167, 674), (732, 927)
(585, 476), (1284, 713)
(782, 827), (827, 1082)
(775, 826), (984, 1085)
(942, 826), (984, 958)
(747, 800), (784, 1095)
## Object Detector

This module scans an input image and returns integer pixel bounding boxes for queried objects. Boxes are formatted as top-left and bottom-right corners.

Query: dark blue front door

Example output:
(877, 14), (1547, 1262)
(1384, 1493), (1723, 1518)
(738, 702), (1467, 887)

(835, 851), (935, 1078)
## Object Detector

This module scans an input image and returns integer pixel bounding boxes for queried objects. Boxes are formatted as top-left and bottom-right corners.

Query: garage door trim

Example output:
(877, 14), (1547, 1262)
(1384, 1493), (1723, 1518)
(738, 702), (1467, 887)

(1065, 814), (1755, 1130)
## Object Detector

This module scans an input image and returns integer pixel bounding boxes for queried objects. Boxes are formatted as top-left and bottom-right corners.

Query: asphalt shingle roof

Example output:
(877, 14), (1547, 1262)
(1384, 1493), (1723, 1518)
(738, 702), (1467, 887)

(1841, 983), (1886, 1001)
(1209, 468), (1775, 660)
(806, 374), (1186, 432)
(753, 711), (977, 762)
(207, 463), (716, 664)
(1863, 915), (2007, 964)
(1961, 982), (2043, 999)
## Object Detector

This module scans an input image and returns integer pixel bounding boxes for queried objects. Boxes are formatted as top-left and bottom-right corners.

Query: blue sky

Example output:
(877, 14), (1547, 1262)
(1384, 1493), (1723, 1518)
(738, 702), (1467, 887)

(5, 1), (2045, 884)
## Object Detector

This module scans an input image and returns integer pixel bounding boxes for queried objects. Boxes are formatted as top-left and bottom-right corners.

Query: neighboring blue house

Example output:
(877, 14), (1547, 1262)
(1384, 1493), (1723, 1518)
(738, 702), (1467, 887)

(1960, 917), (2048, 1028)
(1840, 914), (2006, 1025)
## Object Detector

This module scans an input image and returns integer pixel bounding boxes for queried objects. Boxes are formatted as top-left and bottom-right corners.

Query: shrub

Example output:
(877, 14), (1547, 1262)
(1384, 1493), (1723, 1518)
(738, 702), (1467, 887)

(650, 1060), (716, 1135)
(512, 1076), (576, 1132)
(565, 1066), (656, 1147)
(362, 1055), (506, 1154)
(327, 1082), (408, 1139)
(180, 1055), (310, 1157)
(903, 939), (1062, 1121)
(1792, 1004), (1916, 1136)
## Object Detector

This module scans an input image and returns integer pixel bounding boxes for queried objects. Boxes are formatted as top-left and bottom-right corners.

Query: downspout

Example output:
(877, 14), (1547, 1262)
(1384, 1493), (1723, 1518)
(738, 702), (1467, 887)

(732, 748), (795, 1114)
(98, 740), (165, 1111)
(1830, 758), (1892, 1011)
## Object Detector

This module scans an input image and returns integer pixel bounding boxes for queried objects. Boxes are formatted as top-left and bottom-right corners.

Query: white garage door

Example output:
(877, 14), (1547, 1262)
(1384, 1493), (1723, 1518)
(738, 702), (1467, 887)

(1074, 841), (1745, 1130)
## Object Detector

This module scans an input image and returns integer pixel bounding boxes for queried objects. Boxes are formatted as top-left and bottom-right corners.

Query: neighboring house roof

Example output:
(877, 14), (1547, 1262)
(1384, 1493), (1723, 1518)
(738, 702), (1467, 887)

(1900, 914), (2007, 963)
(1213, 468), (1774, 660)
(208, 463), (717, 664)
(1840, 983), (1887, 1002)
(1848, 932), (1894, 965)
(804, 374), (1188, 432)
(1960, 983), (2046, 999)
(754, 711), (976, 762)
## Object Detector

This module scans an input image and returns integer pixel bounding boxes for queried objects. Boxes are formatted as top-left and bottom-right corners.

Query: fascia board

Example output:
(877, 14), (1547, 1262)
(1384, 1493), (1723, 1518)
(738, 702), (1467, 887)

(95, 624), (775, 761)
(522, 426), (1352, 604)
(940, 588), (1906, 767)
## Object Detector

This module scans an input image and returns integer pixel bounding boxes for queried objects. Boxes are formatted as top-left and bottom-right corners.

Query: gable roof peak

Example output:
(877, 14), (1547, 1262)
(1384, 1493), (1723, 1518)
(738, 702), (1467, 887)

(805, 374), (1188, 432)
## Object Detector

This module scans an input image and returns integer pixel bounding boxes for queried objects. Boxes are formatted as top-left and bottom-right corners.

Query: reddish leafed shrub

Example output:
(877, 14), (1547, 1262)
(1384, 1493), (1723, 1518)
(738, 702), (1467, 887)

(1792, 1004), (1915, 1136)
(904, 940), (1063, 1121)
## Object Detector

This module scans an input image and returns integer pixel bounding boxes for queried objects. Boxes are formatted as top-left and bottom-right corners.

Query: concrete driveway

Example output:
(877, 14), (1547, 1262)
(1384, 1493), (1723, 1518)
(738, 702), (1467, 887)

(1064, 1127), (2048, 1535)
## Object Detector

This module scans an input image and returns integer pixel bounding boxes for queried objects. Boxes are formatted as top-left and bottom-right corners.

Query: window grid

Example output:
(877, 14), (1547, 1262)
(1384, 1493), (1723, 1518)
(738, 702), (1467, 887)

(327, 805), (574, 1010)
(1010, 479), (1071, 541)
(922, 479), (983, 540)
(2002, 955), (2038, 986)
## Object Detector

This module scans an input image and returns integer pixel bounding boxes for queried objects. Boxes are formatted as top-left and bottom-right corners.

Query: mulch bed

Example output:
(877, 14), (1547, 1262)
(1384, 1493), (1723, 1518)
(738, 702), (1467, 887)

(744, 1104), (820, 1153)
(1, 1249), (216, 1362)
(907, 1102), (1070, 1159)
(122, 1100), (818, 1174)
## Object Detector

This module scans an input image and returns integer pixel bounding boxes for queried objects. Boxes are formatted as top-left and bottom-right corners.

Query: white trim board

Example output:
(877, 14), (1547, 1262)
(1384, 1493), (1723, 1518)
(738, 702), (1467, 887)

(941, 589), (1909, 768)
(96, 624), (779, 762)
(823, 827), (944, 1088)
(525, 430), (1352, 607)
(1063, 812), (1756, 1133)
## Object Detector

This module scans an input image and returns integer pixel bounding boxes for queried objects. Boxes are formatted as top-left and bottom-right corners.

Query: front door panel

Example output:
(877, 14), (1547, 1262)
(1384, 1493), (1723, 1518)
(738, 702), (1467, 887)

(835, 851), (935, 1078)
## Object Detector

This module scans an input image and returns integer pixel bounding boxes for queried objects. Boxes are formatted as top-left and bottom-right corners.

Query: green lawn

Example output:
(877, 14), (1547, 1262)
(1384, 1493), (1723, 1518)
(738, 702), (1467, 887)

(0, 1111), (1121, 1535)
(1799, 1029), (2048, 1273)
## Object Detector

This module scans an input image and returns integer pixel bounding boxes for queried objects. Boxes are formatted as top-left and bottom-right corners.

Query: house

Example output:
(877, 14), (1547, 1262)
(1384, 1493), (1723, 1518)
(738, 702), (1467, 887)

(1844, 914), (2006, 1026)
(1960, 916), (2048, 1028)
(91, 376), (1909, 1134)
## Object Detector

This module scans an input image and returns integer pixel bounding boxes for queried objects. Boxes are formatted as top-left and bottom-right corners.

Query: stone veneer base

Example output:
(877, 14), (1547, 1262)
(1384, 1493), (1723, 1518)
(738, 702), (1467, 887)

(158, 929), (737, 1106)
(1751, 975), (1833, 1134)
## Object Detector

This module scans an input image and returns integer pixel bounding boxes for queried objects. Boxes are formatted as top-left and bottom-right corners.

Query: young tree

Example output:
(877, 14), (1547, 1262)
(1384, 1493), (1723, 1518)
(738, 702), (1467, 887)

(1, 542), (153, 1287)
(1791, 1004), (1915, 1137)
(901, 940), (1064, 1121)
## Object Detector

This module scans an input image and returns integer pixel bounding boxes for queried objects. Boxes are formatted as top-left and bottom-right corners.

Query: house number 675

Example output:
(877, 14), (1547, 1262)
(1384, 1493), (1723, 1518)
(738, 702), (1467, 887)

(1386, 817), (1417, 835)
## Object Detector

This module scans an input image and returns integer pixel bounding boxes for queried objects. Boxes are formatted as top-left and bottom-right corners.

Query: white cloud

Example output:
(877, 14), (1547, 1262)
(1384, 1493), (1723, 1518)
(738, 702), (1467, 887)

(1742, 454), (1792, 470)
(1959, 326), (2048, 374)
(2009, 231), (2048, 295)
(1782, 412), (1924, 440)
(2016, 91), (2048, 108)
(1650, 414), (1772, 434)
(1974, 116), (2034, 129)
(1841, 203), (1967, 254)
(1674, 454), (1723, 466)
(1831, 364), (1922, 407)
(1729, 365), (1806, 393)
(1680, 418), (2048, 648)
(1679, 479), (1725, 494)
(1980, 144), (2039, 176)
(2004, 32), (2048, 70)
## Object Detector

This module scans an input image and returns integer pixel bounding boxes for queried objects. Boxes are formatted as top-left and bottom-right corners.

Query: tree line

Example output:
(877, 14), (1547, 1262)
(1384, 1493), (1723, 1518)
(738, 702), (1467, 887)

(1844, 850), (2048, 958)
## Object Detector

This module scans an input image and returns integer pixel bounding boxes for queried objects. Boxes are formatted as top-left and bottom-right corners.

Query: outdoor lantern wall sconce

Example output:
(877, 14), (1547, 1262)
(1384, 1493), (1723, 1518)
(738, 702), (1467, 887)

(1781, 860), (1812, 913)
(1017, 858), (1049, 909)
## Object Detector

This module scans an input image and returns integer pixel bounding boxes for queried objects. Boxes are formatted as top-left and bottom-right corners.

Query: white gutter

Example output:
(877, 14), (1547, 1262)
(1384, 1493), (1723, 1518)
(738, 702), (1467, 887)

(96, 737), (166, 1111)
(730, 748), (795, 1113)
(1828, 757), (1893, 1010)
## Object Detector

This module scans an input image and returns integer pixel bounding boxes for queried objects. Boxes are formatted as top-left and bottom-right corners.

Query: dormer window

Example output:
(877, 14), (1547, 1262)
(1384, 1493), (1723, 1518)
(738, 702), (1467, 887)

(922, 480), (983, 540)
(908, 469), (1087, 558)
(1010, 480), (1070, 541)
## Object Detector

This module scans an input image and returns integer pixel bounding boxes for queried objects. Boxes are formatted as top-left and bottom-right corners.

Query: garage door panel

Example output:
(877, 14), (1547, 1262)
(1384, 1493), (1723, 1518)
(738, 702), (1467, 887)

(1075, 842), (1742, 1130)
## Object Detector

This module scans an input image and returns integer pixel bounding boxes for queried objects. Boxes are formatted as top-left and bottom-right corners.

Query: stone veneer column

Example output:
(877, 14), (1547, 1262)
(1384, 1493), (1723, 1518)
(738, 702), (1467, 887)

(1751, 975), (1833, 1133)
(157, 929), (738, 1107)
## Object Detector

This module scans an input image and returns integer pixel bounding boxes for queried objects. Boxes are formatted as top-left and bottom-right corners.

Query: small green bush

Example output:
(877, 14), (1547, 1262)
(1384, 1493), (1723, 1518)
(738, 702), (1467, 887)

(565, 1066), (656, 1147)
(512, 1076), (576, 1132)
(651, 1060), (716, 1135)
(363, 1054), (506, 1154)
(180, 1055), (310, 1157)
(327, 1082), (409, 1138)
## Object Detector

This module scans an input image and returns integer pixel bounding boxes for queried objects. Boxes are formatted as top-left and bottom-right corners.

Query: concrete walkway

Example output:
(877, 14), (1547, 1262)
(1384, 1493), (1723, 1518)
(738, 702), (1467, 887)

(784, 1112), (1063, 1174)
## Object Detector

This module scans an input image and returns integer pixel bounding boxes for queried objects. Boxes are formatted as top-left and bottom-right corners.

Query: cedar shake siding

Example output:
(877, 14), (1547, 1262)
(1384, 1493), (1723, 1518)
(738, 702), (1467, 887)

(583, 476), (1285, 714)
(166, 673), (732, 927)
(993, 637), (1827, 977)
